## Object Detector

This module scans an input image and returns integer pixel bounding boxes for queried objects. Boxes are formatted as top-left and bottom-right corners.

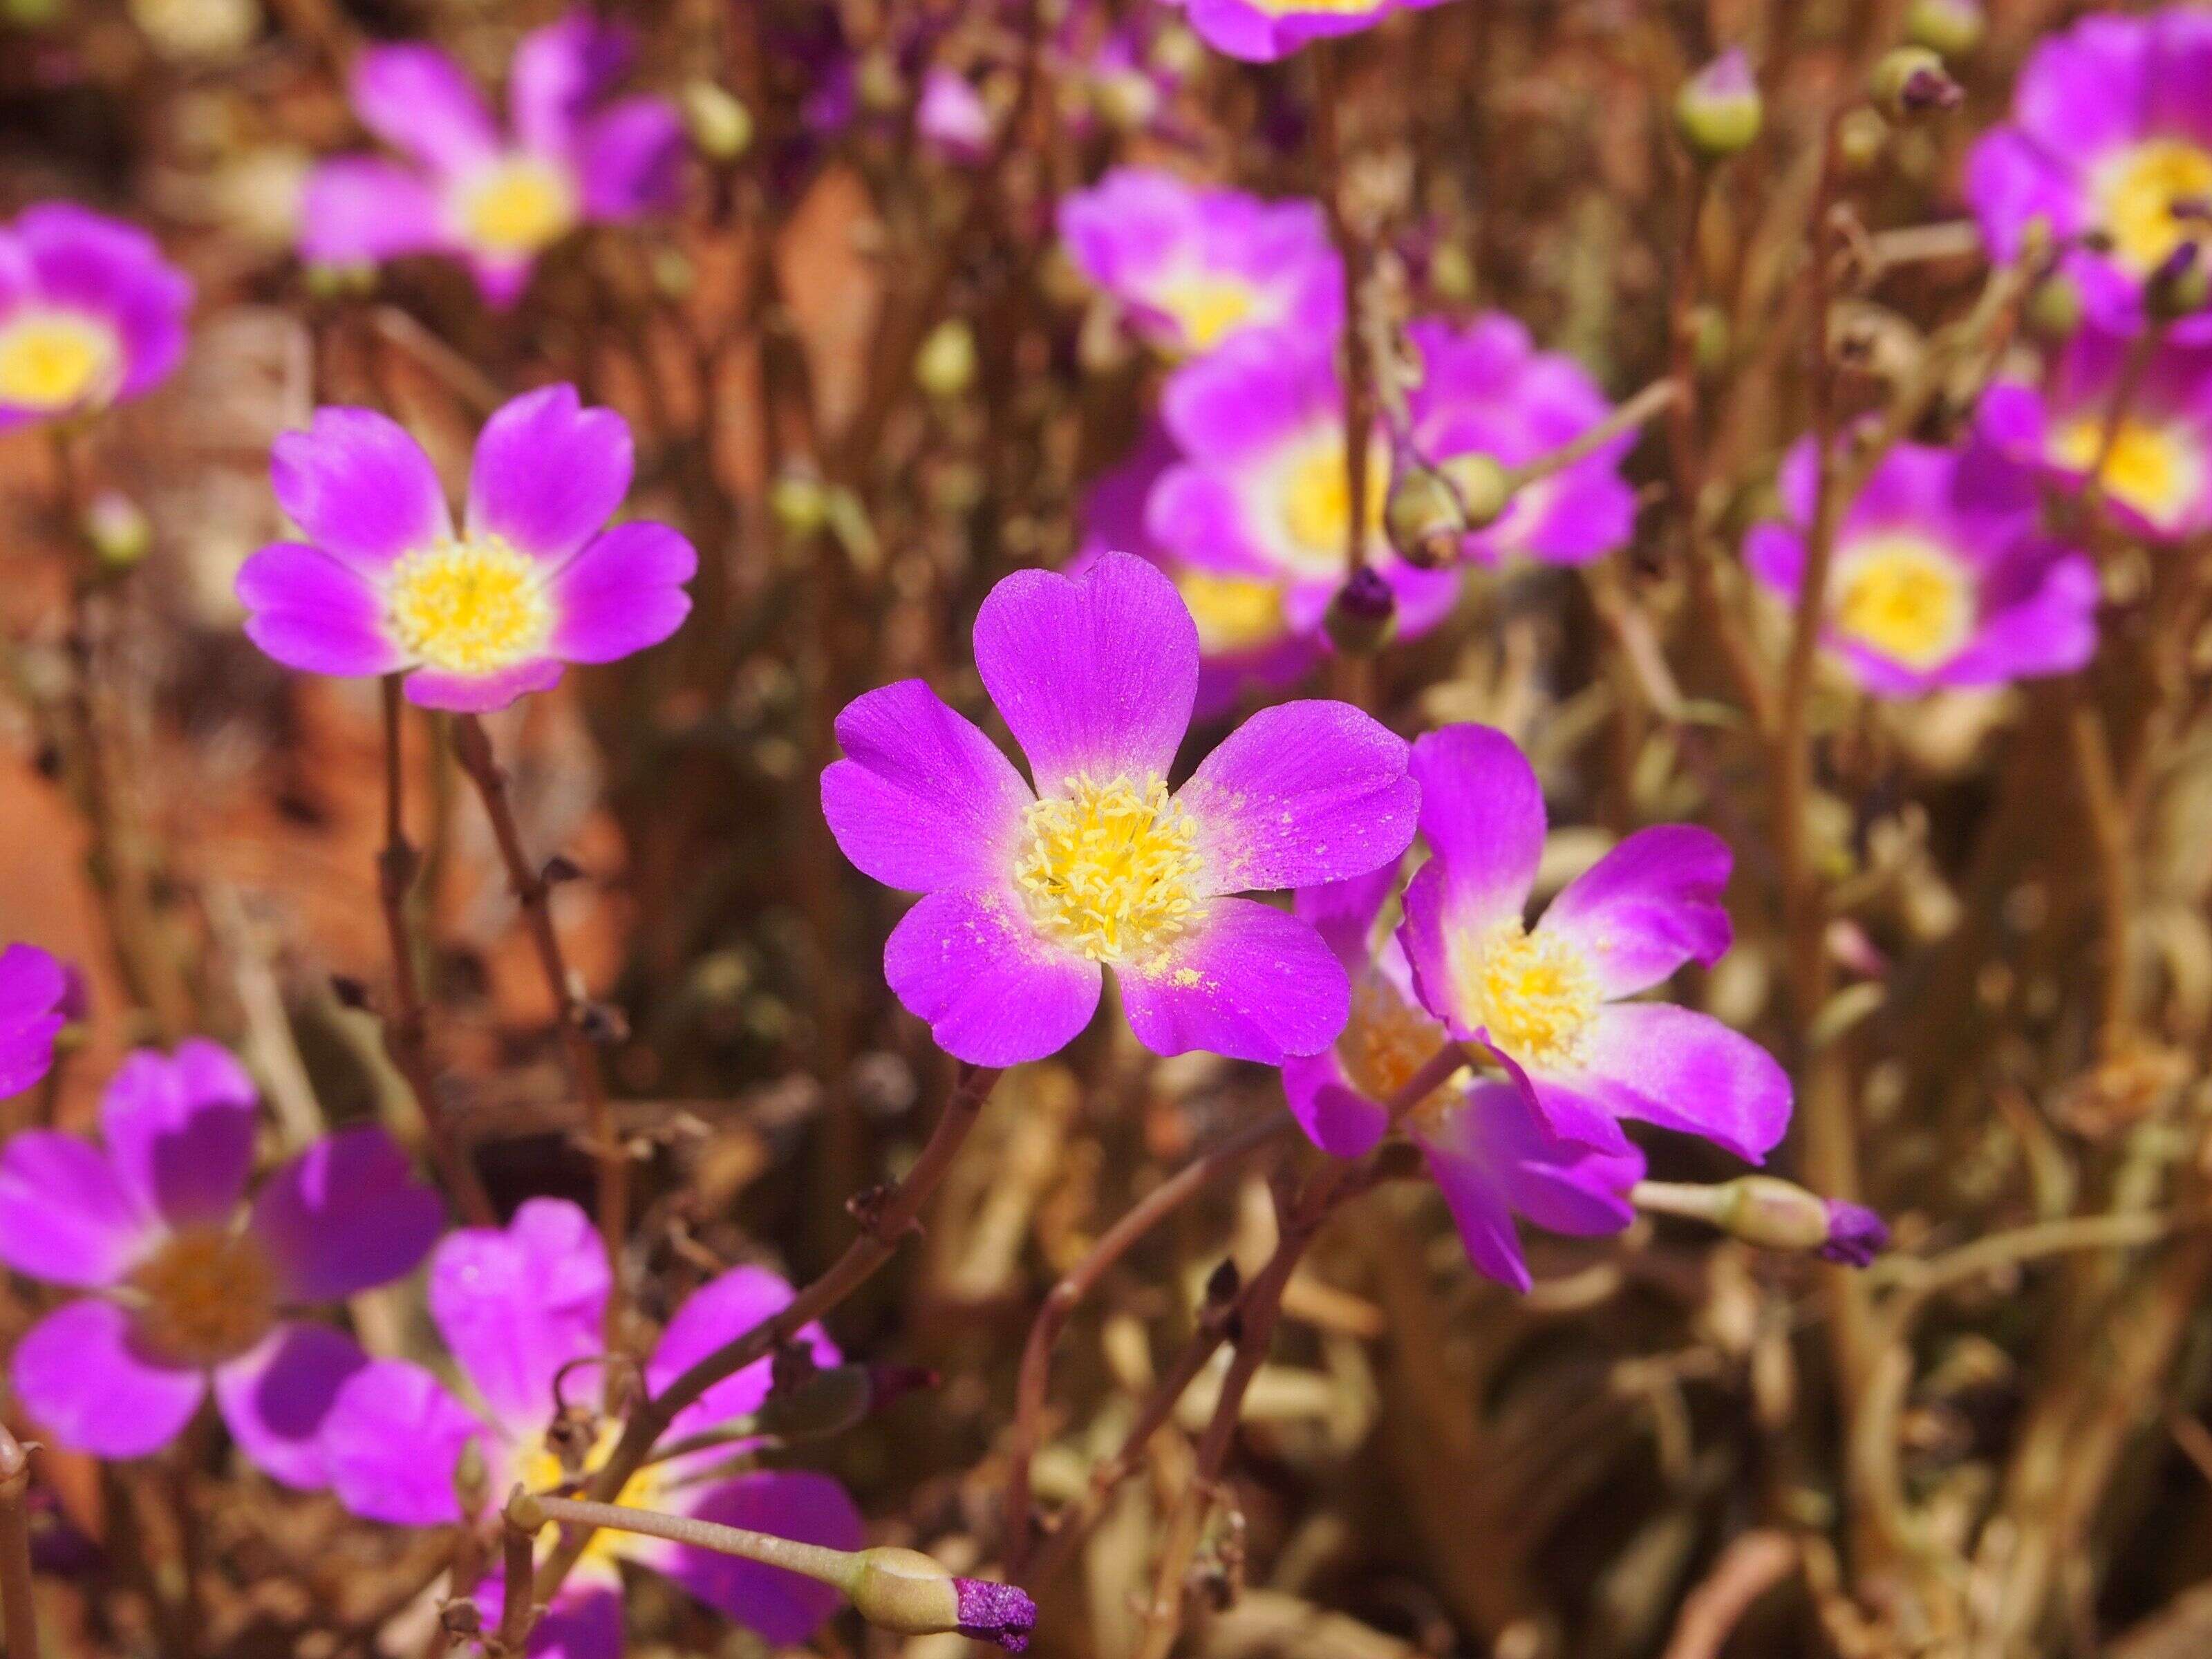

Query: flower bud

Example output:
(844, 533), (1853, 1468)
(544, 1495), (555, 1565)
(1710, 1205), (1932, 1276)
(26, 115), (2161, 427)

(82, 490), (150, 568)
(1685, 302), (1732, 377)
(1383, 463), (1464, 570)
(770, 469), (831, 538)
(915, 319), (978, 398)
(1632, 1177), (1889, 1267)
(1323, 566), (1398, 655)
(1906, 0), (1984, 58)
(845, 1549), (1037, 1651)
(1870, 47), (1962, 120)
(2025, 273), (2083, 341)
(1836, 107), (1891, 175)
(1440, 451), (1514, 532)
(453, 1436), (489, 1518)
(1674, 50), (1762, 160)
(682, 82), (753, 161)
(2147, 242), (2211, 322)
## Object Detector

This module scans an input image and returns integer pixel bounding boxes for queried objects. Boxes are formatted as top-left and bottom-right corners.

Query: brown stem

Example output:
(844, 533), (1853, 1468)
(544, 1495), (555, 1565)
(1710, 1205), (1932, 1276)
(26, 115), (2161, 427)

(2070, 702), (2135, 1056)
(1003, 1110), (1295, 1571)
(494, 1491), (539, 1656)
(451, 715), (626, 1324)
(377, 679), (493, 1224)
(530, 1063), (1002, 1604)
(0, 1429), (37, 1659)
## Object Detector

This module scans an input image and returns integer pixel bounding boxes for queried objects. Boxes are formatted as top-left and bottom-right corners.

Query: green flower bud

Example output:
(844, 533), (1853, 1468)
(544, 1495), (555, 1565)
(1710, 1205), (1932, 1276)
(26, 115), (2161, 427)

(83, 491), (150, 568)
(1439, 451), (1515, 533)
(770, 470), (831, 538)
(1674, 50), (1762, 160)
(1384, 462), (1467, 570)
(2025, 273), (2083, 342)
(682, 82), (753, 161)
(1906, 0), (1984, 58)
(915, 319), (978, 399)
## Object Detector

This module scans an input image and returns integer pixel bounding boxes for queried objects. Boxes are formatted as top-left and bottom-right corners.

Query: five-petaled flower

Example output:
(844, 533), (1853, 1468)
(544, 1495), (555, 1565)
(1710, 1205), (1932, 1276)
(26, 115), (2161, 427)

(821, 552), (1421, 1067)
(1396, 726), (1792, 1164)
(0, 1042), (444, 1481)
(1967, 7), (2212, 340)
(236, 384), (696, 711)
(0, 943), (67, 1098)
(299, 11), (684, 306)
(1745, 434), (2099, 697)
(1979, 324), (2212, 543)
(1058, 168), (1343, 357)
(0, 204), (191, 432)
(1287, 861), (1644, 1291)
(320, 1199), (865, 1656)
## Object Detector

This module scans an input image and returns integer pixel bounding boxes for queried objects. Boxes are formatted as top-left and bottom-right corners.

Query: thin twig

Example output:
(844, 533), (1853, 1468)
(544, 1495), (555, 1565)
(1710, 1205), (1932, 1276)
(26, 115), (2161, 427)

(0, 1428), (38, 1659)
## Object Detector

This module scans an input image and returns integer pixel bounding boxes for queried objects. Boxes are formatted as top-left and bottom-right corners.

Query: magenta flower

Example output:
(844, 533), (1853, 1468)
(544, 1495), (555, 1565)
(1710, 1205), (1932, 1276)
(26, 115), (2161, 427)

(299, 11), (682, 306)
(1059, 169), (1342, 355)
(1745, 436), (2098, 697)
(236, 384), (695, 712)
(1177, 0), (1450, 64)
(821, 552), (1420, 1067)
(1403, 315), (1639, 568)
(1966, 8), (2212, 339)
(0, 204), (191, 432)
(0, 1042), (442, 1480)
(1286, 865), (1642, 1291)
(321, 1200), (863, 1652)
(1397, 726), (1790, 1163)
(1978, 324), (2212, 543)
(0, 944), (67, 1097)
(917, 68), (993, 163)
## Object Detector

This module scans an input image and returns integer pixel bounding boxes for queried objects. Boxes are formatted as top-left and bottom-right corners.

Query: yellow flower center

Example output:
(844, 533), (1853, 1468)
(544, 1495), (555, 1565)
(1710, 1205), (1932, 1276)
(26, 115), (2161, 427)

(1014, 774), (1206, 964)
(458, 156), (579, 259)
(1178, 572), (1286, 654)
(1831, 535), (1974, 671)
(0, 311), (121, 413)
(1278, 436), (1385, 570)
(1250, 0), (1387, 13)
(2053, 415), (2201, 527)
(129, 1228), (279, 1367)
(516, 1421), (667, 1569)
(1156, 274), (1259, 351)
(385, 536), (552, 674)
(2095, 138), (2212, 277)
(1339, 969), (1461, 1121)
(1455, 921), (1601, 1070)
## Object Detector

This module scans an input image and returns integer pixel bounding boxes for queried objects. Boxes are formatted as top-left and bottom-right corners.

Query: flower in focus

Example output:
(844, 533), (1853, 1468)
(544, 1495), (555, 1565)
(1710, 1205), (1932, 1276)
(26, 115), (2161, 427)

(321, 1199), (864, 1652)
(1978, 324), (2212, 542)
(1966, 8), (2212, 339)
(1745, 435), (2098, 697)
(0, 205), (191, 433)
(0, 1042), (443, 1479)
(1398, 726), (1791, 1163)
(236, 384), (695, 712)
(0, 944), (67, 1097)
(299, 11), (683, 306)
(1402, 315), (1639, 567)
(821, 552), (1421, 1067)
(1286, 865), (1643, 1291)
(1058, 169), (1342, 355)
(1177, 0), (1450, 64)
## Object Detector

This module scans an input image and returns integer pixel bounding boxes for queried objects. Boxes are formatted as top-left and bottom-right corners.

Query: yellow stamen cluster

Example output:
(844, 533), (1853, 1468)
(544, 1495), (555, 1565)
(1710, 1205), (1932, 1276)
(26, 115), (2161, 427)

(2053, 415), (2200, 527)
(1278, 437), (1386, 570)
(458, 156), (579, 259)
(1178, 572), (1287, 655)
(1250, 0), (1388, 15)
(0, 310), (120, 413)
(1339, 970), (1459, 1121)
(1462, 921), (1601, 1069)
(1157, 274), (1259, 352)
(2096, 138), (2212, 277)
(129, 1228), (279, 1366)
(1830, 535), (1974, 671)
(385, 535), (553, 675)
(1015, 774), (1206, 963)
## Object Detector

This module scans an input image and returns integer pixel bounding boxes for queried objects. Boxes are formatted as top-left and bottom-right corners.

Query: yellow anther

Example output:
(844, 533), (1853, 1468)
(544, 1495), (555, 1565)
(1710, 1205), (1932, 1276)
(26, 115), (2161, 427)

(386, 534), (552, 674)
(1831, 534), (1974, 671)
(0, 311), (120, 413)
(1015, 774), (1206, 963)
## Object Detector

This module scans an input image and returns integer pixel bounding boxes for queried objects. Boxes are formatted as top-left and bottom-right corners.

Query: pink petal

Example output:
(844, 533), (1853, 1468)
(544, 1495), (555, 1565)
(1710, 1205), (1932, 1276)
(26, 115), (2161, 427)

(212, 1322), (369, 1490)
(236, 543), (406, 678)
(428, 1198), (608, 1437)
(545, 520), (696, 664)
(1119, 894), (1348, 1063)
(1536, 825), (1734, 999)
(271, 407), (451, 575)
(250, 1127), (444, 1304)
(648, 1264), (838, 1443)
(666, 1471), (864, 1644)
(322, 1358), (480, 1526)
(402, 657), (566, 712)
(100, 1040), (258, 1231)
(349, 45), (502, 176)
(1564, 1003), (1792, 1164)
(883, 888), (1101, 1067)
(14, 1299), (205, 1458)
(466, 384), (634, 564)
(297, 157), (451, 265)
(0, 1132), (151, 1287)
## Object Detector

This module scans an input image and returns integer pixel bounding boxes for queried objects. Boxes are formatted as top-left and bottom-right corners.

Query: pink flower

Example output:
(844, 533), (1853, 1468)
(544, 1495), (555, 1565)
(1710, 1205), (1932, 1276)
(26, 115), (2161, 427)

(236, 384), (695, 712)
(0, 944), (68, 1098)
(1396, 727), (1792, 1164)
(299, 11), (682, 306)
(0, 1042), (443, 1482)
(821, 552), (1420, 1067)
(0, 205), (191, 432)
(321, 1200), (864, 1654)
(1177, 0), (1454, 64)
(1288, 864), (1644, 1291)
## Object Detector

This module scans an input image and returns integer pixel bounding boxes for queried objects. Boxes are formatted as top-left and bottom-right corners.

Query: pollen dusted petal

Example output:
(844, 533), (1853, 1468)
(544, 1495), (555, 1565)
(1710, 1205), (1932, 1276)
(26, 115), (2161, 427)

(1537, 824), (1734, 998)
(1119, 895), (1349, 1064)
(883, 888), (1103, 1067)
(1562, 1002), (1793, 1165)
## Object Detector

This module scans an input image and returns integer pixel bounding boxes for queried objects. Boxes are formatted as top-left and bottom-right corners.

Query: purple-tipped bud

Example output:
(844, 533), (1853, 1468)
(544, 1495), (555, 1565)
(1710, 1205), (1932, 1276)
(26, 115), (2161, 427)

(866, 1363), (939, 1411)
(1675, 49), (1762, 158)
(955, 1579), (1040, 1652)
(1819, 1201), (1891, 1268)
(1324, 565), (1399, 654)
(1871, 47), (1960, 120)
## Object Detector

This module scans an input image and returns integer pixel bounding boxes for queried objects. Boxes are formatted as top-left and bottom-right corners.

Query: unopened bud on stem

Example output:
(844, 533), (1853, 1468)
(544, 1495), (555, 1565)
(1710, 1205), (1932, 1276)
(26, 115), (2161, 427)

(1383, 463), (1467, 570)
(1674, 50), (1762, 160)
(1906, 0), (1984, 56)
(1324, 566), (1398, 655)
(1871, 46), (1962, 120)
(1632, 1177), (1890, 1266)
